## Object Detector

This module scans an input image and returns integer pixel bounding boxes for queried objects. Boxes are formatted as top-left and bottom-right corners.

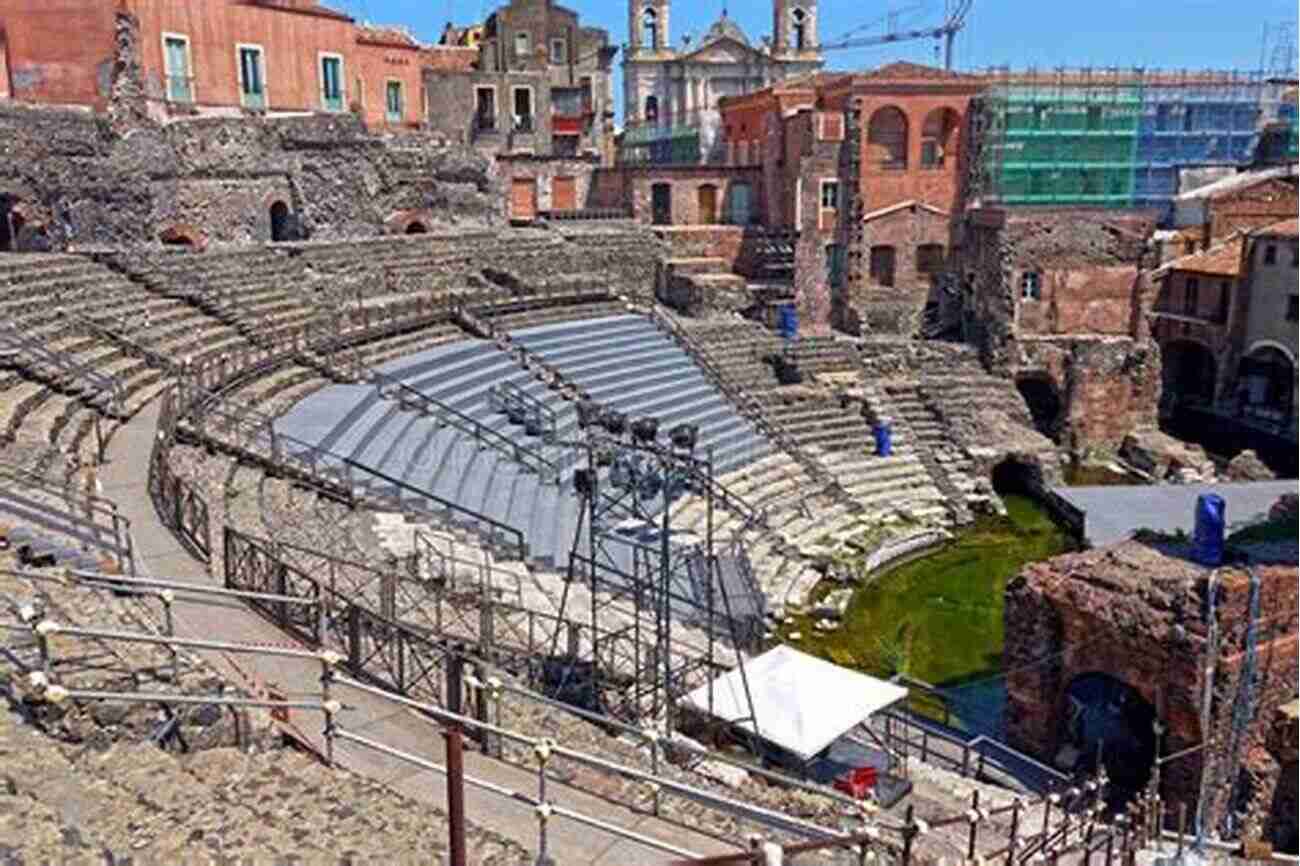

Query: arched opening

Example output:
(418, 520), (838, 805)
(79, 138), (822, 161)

(1016, 375), (1062, 441)
(161, 234), (195, 248)
(1234, 345), (1295, 421)
(1161, 339), (1218, 409)
(921, 107), (960, 168)
(990, 456), (1039, 496)
(1061, 673), (1158, 806)
(269, 201), (293, 242)
(697, 184), (718, 224)
(644, 94), (659, 125)
(791, 8), (808, 51)
(642, 8), (659, 50)
(404, 220), (429, 235)
(0, 196), (17, 252)
(650, 182), (672, 225)
(867, 106), (909, 170)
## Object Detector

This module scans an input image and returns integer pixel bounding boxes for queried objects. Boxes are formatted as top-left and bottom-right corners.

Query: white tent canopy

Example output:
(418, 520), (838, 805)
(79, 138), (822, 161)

(679, 645), (909, 762)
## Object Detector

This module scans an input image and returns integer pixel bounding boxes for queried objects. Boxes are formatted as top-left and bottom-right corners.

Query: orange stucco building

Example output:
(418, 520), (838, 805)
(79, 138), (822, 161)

(0, 0), (476, 128)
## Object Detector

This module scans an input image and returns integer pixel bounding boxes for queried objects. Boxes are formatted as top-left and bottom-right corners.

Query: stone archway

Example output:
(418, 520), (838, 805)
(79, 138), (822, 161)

(990, 456), (1042, 495)
(269, 201), (293, 242)
(1061, 672), (1158, 804)
(1016, 374), (1063, 442)
(404, 220), (429, 235)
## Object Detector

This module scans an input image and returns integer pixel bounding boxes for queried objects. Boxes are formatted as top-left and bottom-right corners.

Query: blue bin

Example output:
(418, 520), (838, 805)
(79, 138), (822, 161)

(777, 303), (799, 340)
(873, 417), (894, 457)
(1192, 493), (1226, 567)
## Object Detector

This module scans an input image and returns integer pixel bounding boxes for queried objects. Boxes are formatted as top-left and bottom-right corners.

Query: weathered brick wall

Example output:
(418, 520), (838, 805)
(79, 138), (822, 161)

(1207, 178), (1298, 241)
(1006, 542), (1298, 844)
(623, 166), (764, 227)
(497, 154), (602, 219)
(1017, 337), (1161, 453)
(960, 208), (1162, 453)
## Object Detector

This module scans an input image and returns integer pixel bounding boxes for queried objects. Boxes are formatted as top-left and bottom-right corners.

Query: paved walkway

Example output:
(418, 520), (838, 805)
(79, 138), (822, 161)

(99, 401), (737, 865)
(1051, 480), (1295, 547)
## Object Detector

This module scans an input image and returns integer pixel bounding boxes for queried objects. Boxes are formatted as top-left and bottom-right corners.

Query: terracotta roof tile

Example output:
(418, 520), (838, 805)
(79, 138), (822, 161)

(859, 61), (971, 80)
(1255, 217), (1299, 238)
(1163, 236), (1245, 277)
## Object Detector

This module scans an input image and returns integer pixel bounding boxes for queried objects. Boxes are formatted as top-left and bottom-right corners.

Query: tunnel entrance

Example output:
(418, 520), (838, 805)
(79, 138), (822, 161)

(1061, 673), (1158, 807)
(0, 196), (16, 251)
(1016, 375), (1062, 442)
(991, 457), (1039, 496)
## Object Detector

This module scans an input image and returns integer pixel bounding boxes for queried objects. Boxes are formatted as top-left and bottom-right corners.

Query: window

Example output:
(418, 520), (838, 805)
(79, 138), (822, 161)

(512, 87), (534, 132)
(870, 246), (897, 288)
(1263, 243), (1277, 265)
(1020, 271), (1042, 301)
(820, 180), (839, 210)
(1288, 295), (1299, 322)
(514, 32), (530, 58)
(385, 81), (404, 123)
(1292, 244), (1299, 268)
(550, 37), (566, 64)
(1184, 277), (1199, 315)
(1216, 281), (1230, 324)
(319, 53), (344, 111)
(792, 8), (808, 51)
(917, 244), (945, 275)
(237, 44), (265, 110)
(162, 34), (193, 104)
(1086, 106), (1102, 130)
(475, 87), (497, 130)
(643, 8), (659, 49)
(644, 95), (659, 124)
(867, 106), (908, 169)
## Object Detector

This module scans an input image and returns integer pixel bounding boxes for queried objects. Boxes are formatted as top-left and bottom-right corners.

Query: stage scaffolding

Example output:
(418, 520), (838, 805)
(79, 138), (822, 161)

(548, 410), (766, 739)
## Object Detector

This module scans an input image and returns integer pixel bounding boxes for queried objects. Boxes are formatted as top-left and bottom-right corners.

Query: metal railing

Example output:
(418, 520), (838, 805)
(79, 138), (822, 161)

(0, 460), (134, 574)
(488, 379), (558, 443)
(374, 372), (561, 484)
(0, 321), (126, 417)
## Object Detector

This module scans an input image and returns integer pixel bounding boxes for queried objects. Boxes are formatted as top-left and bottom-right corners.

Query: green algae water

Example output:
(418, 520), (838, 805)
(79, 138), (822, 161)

(785, 495), (1072, 697)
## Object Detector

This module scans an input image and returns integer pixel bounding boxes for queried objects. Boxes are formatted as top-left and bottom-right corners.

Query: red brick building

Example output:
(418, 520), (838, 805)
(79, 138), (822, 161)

(0, 0), (476, 129)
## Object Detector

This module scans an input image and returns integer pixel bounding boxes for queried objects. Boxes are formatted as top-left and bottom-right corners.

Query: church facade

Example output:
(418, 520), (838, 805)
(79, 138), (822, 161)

(621, 0), (823, 163)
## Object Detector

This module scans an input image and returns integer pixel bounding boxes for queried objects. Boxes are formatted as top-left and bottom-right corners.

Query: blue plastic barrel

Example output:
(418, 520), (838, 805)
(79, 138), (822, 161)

(873, 417), (894, 457)
(777, 303), (798, 340)
(1192, 493), (1226, 567)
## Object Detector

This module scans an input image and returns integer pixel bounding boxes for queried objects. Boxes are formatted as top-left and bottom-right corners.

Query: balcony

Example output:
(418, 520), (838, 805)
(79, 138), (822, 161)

(512, 114), (535, 134)
(552, 114), (582, 136)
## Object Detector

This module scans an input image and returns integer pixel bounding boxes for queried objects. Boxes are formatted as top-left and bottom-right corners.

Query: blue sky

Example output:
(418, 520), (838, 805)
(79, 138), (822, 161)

(336, 0), (1297, 112)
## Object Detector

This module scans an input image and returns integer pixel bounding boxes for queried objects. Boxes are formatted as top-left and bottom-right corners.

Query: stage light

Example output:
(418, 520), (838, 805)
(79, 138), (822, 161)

(669, 423), (698, 452)
(632, 416), (659, 445)
(601, 410), (627, 437)
(573, 467), (595, 497)
(577, 399), (601, 428)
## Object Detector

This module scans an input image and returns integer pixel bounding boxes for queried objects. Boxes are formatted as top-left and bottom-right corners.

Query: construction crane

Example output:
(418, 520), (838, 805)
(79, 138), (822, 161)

(822, 0), (974, 71)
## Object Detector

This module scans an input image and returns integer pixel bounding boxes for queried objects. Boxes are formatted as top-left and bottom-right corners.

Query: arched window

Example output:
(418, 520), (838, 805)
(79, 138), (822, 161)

(643, 8), (659, 50)
(644, 94), (659, 125)
(405, 221), (429, 235)
(269, 201), (293, 242)
(867, 106), (909, 170)
(791, 8), (808, 51)
(921, 107), (960, 168)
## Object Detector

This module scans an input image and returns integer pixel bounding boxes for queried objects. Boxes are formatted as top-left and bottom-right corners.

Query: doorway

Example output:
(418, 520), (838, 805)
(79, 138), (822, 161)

(511, 178), (538, 220)
(0, 196), (15, 252)
(651, 182), (672, 226)
(697, 184), (718, 224)
(726, 182), (752, 226)
(269, 201), (293, 242)
(552, 176), (577, 212)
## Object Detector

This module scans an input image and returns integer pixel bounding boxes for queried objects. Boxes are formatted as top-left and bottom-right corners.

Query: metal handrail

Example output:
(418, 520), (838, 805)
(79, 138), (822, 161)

(375, 373), (560, 484)
(0, 321), (126, 416)
(489, 379), (558, 443)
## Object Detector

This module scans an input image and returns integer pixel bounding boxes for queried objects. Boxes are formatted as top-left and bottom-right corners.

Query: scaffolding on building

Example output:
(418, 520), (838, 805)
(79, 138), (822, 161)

(974, 67), (1297, 223)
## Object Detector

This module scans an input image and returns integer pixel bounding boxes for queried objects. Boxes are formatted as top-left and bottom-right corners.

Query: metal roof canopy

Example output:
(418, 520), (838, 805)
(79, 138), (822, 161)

(679, 645), (909, 763)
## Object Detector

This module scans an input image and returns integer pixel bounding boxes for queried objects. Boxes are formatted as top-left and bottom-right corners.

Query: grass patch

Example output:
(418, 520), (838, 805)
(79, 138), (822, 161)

(1228, 514), (1299, 545)
(782, 495), (1072, 689)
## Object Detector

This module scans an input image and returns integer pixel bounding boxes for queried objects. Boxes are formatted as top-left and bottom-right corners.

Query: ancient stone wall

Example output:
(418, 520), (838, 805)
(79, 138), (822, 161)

(1016, 336), (1162, 454)
(959, 208), (1163, 453)
(1005, 540), (1298, 847)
